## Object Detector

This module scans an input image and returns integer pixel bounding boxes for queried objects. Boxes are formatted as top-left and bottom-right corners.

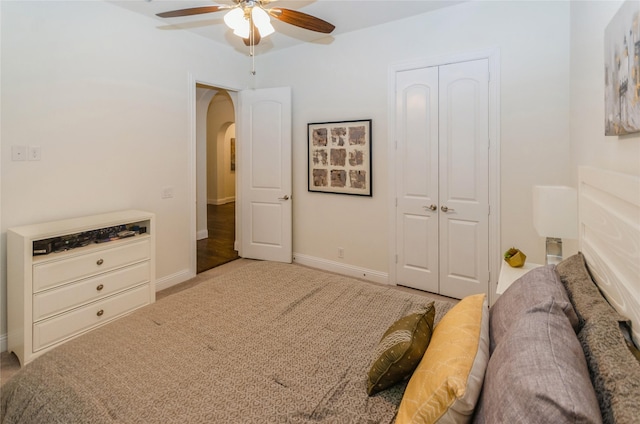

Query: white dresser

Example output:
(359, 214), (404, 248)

(7, 210), (156, 366)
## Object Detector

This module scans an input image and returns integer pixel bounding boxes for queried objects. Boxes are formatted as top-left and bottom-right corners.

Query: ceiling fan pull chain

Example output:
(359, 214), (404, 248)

(250, 14), (256, 75)
(251, 45), (256, 76)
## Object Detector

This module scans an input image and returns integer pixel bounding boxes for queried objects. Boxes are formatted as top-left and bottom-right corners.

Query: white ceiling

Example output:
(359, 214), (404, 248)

(110, 0), (466, 54)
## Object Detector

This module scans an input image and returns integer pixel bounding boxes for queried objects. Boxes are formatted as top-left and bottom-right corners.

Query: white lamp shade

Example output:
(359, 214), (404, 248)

(252, 7), (275, 37)
(224, 8), (245, 30)
(233, 22), (250, 39)
(533, 185), (578, 239)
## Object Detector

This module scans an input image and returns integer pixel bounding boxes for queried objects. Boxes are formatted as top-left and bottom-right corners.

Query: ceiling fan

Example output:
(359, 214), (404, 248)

(156, 0), (335, 47)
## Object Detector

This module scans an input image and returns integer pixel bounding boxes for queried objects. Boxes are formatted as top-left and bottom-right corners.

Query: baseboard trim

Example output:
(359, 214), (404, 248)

(155, 269), (194, 292)
(1, 333), (7, 353)
(207, 197), (236, 206)
(292, 253), (389, 285)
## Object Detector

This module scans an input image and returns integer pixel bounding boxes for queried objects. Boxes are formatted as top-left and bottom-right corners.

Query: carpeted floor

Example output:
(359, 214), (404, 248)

(0, 258), (453, 388)
(0, 258), (254, 387)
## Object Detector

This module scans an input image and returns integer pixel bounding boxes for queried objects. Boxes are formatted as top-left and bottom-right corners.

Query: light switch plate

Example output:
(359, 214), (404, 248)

(12, 145), (27, 161)
(28, 146), (41, 161)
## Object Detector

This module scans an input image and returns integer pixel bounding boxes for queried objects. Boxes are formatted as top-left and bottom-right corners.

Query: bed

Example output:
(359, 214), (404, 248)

(2, 166), (639, 424)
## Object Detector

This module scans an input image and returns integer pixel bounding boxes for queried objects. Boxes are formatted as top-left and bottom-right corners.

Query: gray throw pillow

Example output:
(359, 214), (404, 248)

(578, 318), (640, 424)
(474, 298), (602, 424)
(556, 252), (628, 328)
(489, 264), (579, 353)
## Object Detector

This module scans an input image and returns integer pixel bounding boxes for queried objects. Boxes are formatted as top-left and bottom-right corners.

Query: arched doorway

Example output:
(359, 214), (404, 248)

(196, 87), (238, 273)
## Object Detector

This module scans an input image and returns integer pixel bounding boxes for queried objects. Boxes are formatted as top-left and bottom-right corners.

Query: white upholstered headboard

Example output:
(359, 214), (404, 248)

(579, 166), (640, 346)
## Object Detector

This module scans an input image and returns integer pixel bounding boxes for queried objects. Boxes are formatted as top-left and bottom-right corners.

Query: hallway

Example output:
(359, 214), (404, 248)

(197, 202), (239, 273)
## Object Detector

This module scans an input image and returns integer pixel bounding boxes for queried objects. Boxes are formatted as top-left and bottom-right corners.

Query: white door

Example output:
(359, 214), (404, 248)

(438, 60), (489, 299)
(238, 87), (292, 263)
(395, 59), (489, 298)
(395, 67), (439, 293)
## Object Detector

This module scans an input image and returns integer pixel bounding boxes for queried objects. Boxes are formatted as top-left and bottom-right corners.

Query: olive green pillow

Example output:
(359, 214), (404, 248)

(367, 302), (435, 395)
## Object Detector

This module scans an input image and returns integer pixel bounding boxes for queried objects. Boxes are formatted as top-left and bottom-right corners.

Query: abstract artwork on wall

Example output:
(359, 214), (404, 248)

(604, 0), (640, 136)
(308, 119), (372, 196)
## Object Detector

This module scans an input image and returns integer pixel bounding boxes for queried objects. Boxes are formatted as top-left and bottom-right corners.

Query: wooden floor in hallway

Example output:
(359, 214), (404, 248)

(197, 202), (239, 274)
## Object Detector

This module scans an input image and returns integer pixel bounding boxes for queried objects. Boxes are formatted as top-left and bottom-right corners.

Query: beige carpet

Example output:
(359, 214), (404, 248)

(0, 258), (453, 389)
(0, 259), (254, 387)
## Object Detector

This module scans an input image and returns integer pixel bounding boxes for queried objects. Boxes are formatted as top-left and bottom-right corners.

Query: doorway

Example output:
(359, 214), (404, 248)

(195, 85), (239, 273)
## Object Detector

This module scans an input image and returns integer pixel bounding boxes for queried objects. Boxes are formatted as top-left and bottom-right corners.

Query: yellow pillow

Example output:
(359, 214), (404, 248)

(396, 294), (489, 424)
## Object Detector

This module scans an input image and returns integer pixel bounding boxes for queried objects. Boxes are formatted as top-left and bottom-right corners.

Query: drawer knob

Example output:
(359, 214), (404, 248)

(96, 259), (104, 266)
(97, 309), (104, 317)
(96, 284), (104, 291)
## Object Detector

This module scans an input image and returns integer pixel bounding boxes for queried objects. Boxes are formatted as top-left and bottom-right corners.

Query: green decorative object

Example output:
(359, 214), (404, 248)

(504, 247), (526, 268)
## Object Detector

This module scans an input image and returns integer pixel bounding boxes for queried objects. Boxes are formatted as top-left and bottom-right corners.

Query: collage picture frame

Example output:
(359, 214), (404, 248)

(307, 119), (372, 196)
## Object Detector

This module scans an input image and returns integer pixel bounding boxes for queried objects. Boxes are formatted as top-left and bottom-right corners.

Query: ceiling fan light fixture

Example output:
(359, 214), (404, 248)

(223, 7), (245, 31)
(157, 2), (336, 52)
(233, 21), (251, 39)
(252, 7), (275, 37)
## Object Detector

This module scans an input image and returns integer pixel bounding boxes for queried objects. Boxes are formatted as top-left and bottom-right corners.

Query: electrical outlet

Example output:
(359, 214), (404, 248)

(161, 186), (174, 199)
(338, 247), (344, 259)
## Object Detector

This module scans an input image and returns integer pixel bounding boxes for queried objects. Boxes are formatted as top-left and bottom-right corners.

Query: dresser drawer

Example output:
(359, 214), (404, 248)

(33, 261), (150, 322)
(33, 284), (150, 352)
(33, 238), (150, 292)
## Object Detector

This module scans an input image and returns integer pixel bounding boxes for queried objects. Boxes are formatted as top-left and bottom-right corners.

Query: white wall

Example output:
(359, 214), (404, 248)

(3, 0), (636, 347)
(570, 1), (640, 177)
(0, 1), (250, 338)
(256, 0), (572, 272)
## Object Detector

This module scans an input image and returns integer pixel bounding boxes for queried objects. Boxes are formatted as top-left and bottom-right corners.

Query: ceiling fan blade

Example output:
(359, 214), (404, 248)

(243, 21), (261, 46)
(156, 6), (228, 19)
(268, 8), (335, 34)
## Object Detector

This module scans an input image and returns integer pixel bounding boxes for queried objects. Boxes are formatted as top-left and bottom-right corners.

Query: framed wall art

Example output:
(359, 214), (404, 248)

(230, 138), (236, 171)
(308, 119), (372, 196)
(604, 0), (640, 136)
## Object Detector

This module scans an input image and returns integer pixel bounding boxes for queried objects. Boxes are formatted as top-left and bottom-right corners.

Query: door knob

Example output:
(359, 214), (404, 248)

(441, 205), (455, 212)
(278, 195), (290, 201)
(423, 205), (437, 211)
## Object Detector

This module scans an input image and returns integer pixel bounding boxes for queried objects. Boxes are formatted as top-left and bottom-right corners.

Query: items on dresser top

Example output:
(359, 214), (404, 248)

(32, 224), (147, 255)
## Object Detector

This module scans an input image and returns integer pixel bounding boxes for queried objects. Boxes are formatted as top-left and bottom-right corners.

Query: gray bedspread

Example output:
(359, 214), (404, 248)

(1, 261), (454, 423)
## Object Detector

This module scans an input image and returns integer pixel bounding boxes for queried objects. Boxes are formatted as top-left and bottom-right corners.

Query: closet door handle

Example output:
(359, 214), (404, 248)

(278, 195), (290, 201)
(441, 206), (455, 212)
(423, 205), (437, 211)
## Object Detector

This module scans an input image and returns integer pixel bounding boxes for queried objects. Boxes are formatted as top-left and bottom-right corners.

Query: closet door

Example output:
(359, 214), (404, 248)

(438, 59), (489, 299)
(394, 59), (489, 298)
(395, 67), (439, 293)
